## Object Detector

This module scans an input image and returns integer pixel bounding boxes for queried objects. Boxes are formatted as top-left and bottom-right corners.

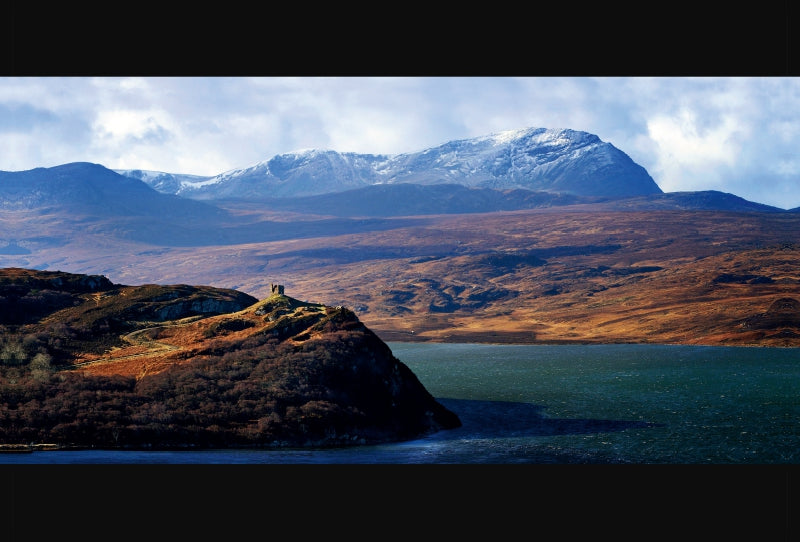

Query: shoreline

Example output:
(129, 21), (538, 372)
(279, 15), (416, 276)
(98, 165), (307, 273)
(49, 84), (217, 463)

(377, 333), (798, 349)
(0, 443), (60, 453)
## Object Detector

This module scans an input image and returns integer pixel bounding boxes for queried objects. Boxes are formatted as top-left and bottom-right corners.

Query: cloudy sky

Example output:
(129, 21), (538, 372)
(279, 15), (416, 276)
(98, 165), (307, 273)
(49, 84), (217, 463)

(1, 77), (798, 209)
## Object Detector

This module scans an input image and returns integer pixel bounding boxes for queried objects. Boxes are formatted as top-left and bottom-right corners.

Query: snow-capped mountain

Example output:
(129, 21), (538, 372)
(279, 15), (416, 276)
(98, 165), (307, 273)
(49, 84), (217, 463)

(115, 127), (662, 200)
(114, 170), (212, 195)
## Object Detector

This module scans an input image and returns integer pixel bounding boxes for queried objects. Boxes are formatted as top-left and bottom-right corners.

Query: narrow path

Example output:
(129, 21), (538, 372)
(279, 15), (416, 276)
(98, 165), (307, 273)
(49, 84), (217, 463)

(66, 316), (203, 370)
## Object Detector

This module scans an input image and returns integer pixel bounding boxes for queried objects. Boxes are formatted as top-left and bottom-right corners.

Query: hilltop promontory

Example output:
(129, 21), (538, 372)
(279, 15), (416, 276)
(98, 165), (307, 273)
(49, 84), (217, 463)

(0, 268), (461, 450)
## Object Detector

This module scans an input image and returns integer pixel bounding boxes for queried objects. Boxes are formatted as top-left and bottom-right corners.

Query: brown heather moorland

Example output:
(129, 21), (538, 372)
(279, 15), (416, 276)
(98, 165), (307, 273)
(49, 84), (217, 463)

(273, 208), (800, 347)
(4, 204), (800, 348)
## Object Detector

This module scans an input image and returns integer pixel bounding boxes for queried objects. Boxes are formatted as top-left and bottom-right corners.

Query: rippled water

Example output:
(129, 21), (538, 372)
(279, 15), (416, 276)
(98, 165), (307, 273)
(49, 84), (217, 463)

(1, 343), (797, 464)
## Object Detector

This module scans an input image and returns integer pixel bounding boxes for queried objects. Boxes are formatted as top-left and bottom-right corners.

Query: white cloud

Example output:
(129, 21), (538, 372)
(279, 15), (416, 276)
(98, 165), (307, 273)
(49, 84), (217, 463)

(1, 76), (799, 207)
(92, 109), (172, 145)
(646, 106), (745, 192)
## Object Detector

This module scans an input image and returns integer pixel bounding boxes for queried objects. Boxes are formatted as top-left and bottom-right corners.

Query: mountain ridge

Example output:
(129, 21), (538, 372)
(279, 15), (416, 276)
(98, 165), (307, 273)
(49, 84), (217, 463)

(115, 127), (663, 200)
(0, 161), (230, 220)
(213, 184), (788, 217)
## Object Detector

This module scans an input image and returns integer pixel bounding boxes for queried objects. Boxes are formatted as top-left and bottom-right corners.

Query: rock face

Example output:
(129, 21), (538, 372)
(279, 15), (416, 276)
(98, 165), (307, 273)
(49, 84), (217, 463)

(0, 267), (256, 327)
(0, 269), (461, 450)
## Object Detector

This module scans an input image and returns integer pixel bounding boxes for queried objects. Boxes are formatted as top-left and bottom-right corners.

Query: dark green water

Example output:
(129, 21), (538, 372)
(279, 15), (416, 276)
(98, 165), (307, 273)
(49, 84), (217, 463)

(0, 343), (796, 463)
(390, 342), (799, 464)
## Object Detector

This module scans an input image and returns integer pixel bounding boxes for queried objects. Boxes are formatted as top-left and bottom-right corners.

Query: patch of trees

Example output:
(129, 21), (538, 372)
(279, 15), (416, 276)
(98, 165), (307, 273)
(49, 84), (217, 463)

(0, 325), (459, 449)
(0, 321), (123, 367)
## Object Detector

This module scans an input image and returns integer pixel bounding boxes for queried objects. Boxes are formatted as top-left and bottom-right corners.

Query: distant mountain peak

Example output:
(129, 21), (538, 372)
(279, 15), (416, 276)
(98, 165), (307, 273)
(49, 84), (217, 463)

(483, 126), (597, 146)
(118, 126), (660, 201)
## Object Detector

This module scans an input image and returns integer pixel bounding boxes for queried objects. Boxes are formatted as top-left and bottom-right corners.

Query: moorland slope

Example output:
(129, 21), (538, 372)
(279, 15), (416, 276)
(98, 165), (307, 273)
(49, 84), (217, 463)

(31, 205), (793, 348)
(2, 163), (798, 348)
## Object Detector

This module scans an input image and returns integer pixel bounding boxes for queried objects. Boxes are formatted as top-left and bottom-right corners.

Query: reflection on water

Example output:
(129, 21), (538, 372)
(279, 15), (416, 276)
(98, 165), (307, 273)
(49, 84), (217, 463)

(436, 398), (661, 439)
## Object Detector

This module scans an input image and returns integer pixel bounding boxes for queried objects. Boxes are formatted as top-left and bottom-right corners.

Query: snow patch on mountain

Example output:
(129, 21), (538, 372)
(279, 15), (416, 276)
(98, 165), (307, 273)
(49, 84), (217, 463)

(114, 169), (213, 194)
(117, 127), (662, 200)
